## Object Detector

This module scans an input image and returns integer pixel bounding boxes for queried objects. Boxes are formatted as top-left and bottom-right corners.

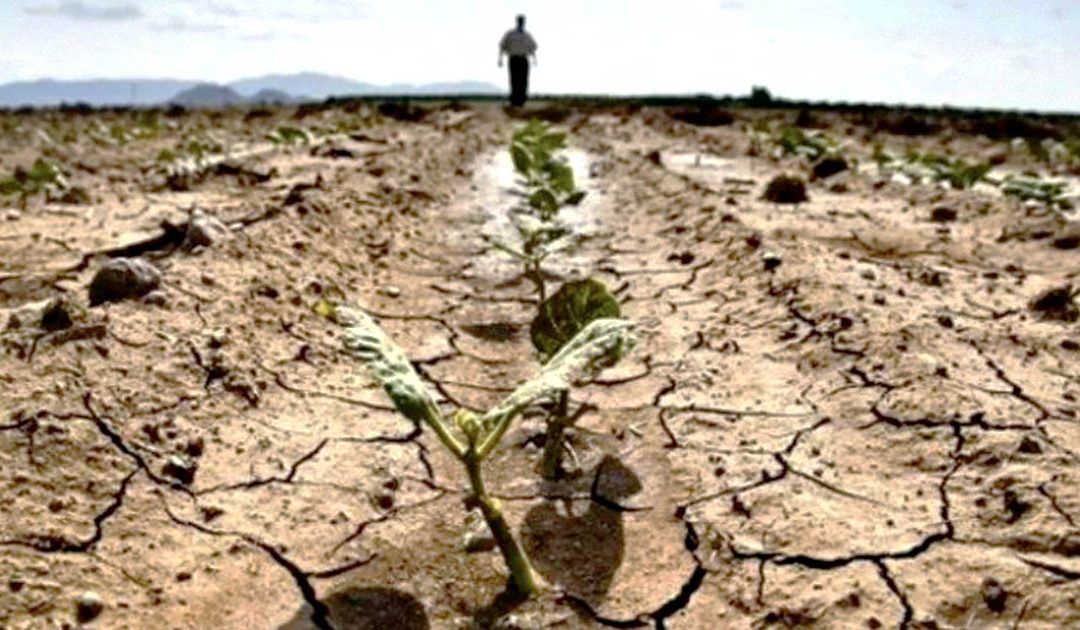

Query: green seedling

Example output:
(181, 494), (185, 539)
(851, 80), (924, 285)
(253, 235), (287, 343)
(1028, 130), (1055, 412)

(774, 126), (835, 161)
(267, 125), (313, 146)
(491, 122), (588, 302)
(876, 150), (990, 190)
(906, 151), (991, 190)
(529, 278), (623, 480)
(332, 304), (633, 596)
(0, 159), (68, 207)
(999, 174), (1072, 211)
(511, 119), (586, 221)
(485, 213), (575, 301)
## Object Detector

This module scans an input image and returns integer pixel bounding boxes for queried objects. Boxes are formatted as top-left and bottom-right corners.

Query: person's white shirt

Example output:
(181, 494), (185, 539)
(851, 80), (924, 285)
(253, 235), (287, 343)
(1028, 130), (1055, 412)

(500, 29), (537, 57)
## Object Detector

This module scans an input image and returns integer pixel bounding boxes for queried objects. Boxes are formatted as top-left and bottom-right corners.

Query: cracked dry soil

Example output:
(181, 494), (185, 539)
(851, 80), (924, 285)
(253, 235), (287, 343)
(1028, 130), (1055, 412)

(1, 103), (1079, 629)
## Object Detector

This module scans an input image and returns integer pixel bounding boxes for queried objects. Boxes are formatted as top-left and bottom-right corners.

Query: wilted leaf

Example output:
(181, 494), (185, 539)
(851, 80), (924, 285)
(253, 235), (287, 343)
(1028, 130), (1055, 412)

(530, 278), (621, 360)
(336, 305), (442, 427)
(478, 318), (633, 455)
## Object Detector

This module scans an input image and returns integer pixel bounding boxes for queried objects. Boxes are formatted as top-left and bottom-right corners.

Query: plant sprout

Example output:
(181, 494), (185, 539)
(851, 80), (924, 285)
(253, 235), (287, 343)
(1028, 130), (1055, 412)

(999, 174), (1073, 211)
(485, 213), (574, 302)
(0, 159), (68, 208)
(332, 303), (633, 596)
(267, 125), (313, 146)
(529, 278), (623, 479)
(510, 119), (586, 221)
(490, 120), (588, 301)
(874, 149), (990, 190)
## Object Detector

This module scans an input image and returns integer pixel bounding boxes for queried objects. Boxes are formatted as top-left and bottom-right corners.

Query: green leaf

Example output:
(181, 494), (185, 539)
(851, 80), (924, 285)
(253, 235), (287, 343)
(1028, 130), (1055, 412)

(528, 188), (558, 216)
(0, 177), (21, 196)
(510, 142), (531, 175)
(530, 278), (621, 360)
(335, 305), (464, 456)
(272, 126), (312, 145)
(484, 236), (528, 260)
(538, 132), (567, 152)
(564, 190), (587, 206)
(545, 160), (575, 194)
(477, 317), (633, 458)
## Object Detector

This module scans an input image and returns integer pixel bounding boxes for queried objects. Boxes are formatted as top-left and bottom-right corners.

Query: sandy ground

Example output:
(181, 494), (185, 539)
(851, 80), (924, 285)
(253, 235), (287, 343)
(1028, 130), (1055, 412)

(1, 102), (1078, 629)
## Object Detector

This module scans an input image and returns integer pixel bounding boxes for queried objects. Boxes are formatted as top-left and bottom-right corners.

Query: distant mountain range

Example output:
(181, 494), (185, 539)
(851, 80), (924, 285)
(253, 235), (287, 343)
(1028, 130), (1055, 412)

(0, 72), (501, 107)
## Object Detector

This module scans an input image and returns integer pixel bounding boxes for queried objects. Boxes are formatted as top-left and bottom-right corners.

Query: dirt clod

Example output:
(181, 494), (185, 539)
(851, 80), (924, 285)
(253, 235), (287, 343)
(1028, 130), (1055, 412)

(981, 578), (1007, 613)
(811, 156), (849, 180)
(88, 257), (162, 306)
(40, 298), (74, 332)
(1029, 285), (1078, 322)
(762, 174), (808, 204)
(186, 211), (230, 248)
(75, 590), (104, 623)
(162, 455), (198, 485)
(930, 206), (958, 223)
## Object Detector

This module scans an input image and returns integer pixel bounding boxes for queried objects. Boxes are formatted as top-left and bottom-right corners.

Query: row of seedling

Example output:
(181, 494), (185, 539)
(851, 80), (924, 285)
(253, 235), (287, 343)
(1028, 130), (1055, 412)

(0, 158), (69, 208)
(325, 121), (631, 597)
(748, 122), (1075, 211)
(874, 146), (1074, 210)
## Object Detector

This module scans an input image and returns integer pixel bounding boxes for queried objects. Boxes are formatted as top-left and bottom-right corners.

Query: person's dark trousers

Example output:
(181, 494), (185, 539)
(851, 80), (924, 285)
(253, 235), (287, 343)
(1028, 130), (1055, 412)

(509, 55), (529, 106)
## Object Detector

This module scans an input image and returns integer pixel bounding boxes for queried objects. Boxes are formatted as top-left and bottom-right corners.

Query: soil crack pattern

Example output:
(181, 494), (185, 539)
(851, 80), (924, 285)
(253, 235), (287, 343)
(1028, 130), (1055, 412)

(3, 103), (1079, 628)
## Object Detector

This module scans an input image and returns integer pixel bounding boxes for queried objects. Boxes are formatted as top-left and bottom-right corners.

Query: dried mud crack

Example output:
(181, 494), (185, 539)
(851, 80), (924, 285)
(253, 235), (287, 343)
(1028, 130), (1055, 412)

(3, 103), (1079, 629)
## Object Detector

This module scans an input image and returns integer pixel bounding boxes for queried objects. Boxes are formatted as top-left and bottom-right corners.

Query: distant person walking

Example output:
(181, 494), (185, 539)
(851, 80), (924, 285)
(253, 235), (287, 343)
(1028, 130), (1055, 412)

(498, 15), (538, 107)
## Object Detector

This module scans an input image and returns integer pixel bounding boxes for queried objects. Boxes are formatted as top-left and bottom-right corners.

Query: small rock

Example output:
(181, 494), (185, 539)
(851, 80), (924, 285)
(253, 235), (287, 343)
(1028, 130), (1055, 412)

(9, 577), (25, 592)
(200, 506), (224, 522)
(207, 329), (228, 349)
(184, 436), (205, 457)
(1052, 230), (1079, 250)
(143, 290), (168, 307)
(811, 156), (848, 180)
(162, 455), (197, 485)
(88, 258), (162, 306)
(1016, 436), (1042, 454)
(930, 206), (958, 223)
(1029, 285), (1078, 323)
(981, 578), (1007, 613)
(379, 285), (402, 298)
(186, 212), (230, 248)
(1054, 532), (1080, 556)
(76, 590), (104, 623)
(762, 251), (782, 272)
(463, 510), (495, 553)
(762, 174), (808, 204)
(645, 149), (663, 166)
(4, 209), (20, 221)
(40, 298), (74, 332)
(56, 186), (91, 205)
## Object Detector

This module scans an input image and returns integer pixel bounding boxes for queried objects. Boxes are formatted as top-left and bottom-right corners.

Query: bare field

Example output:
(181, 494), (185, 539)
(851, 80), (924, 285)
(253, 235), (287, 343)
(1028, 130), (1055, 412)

(1, 101), (1079, 629)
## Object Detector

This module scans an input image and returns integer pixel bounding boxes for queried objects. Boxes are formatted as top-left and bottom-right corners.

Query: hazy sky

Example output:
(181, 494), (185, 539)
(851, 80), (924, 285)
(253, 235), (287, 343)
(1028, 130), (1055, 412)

(0, 0), (1076, 111)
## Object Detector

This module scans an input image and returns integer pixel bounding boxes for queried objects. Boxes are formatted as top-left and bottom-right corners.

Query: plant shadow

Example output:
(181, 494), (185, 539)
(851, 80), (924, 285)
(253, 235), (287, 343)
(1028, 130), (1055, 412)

(521, 455), (643, 603)
(278, 586), (429, 630)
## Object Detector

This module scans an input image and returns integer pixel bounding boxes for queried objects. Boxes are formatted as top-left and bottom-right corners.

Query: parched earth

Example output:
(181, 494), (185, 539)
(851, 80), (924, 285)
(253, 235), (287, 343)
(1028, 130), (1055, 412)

(1, 102), (1078, 629)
